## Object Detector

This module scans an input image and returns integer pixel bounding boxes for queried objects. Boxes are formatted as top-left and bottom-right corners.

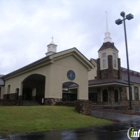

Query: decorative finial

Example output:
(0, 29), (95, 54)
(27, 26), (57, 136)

(51, 36), (54, 43)
(104, 12), (112, 43)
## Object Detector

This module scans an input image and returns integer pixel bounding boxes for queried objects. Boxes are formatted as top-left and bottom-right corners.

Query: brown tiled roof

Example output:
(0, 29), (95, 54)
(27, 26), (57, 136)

(98, 42), (118, 52)
(90, 58), (97, 63)
(122, 73), (140, 84)
(121, 67), (140, 84)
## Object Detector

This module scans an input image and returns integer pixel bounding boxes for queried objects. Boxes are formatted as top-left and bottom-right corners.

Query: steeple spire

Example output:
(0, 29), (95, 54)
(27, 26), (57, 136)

(104, 12), (112, 43)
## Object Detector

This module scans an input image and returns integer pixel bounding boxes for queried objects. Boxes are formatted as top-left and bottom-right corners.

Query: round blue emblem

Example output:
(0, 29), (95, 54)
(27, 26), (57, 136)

(67, 70), (75, 81)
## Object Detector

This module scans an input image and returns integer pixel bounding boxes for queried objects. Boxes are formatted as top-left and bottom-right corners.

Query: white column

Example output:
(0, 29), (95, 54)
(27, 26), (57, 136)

(127, 87), (129, 100)
(44, 76), (52, 98)
(32, 88), (36, 97)
(132, 86), (134, 100)
(19, 83), (23, 96)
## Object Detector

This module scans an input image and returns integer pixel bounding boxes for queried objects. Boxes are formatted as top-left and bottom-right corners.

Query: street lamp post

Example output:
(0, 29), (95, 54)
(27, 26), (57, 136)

(115, 11), (134, 110)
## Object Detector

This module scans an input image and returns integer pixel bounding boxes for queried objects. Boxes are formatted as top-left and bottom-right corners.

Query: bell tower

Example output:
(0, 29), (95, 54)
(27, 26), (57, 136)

(97, 13), (121, 79)
(45, 37), (57, 56)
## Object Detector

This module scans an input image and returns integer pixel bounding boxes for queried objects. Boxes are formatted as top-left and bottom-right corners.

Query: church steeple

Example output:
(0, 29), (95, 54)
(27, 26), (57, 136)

(45, 37), (57, 56)
(97, 14), (121, 80)
(104, 12), (112, 43)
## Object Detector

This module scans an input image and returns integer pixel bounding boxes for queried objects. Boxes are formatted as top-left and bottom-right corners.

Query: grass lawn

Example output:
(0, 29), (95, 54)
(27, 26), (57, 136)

(0, 106), (112, 136)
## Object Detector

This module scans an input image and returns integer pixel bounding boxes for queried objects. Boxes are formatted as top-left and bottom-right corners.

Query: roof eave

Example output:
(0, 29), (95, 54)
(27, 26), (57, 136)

(89, 82), (129, 87)
(3, 57), (52, 80)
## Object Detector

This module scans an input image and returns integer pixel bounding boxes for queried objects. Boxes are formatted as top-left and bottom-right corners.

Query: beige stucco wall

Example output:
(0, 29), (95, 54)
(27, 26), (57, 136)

(98, 48), (118, 70)
(4, 66), (49, 96)
(3, 54), (90, 100)
(88, 67), (97, 80)
(46, 55), (89, 100)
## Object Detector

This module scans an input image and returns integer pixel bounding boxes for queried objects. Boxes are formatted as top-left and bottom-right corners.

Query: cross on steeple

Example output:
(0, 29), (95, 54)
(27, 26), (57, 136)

(51, 36), (54, 43)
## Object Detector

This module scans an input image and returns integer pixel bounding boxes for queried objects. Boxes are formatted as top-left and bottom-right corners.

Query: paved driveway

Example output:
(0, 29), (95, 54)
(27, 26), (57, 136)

(92, 110), (140, 122)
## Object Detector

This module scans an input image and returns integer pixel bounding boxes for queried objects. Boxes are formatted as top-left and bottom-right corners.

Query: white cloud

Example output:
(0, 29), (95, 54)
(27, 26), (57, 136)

(0, 0), (140, 74)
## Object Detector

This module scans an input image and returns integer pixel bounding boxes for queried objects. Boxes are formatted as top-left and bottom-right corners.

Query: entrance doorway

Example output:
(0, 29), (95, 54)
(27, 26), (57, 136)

(23, 88), (32, 100)
(22, 74), (45, 105)
(102, 89), (108, 102)
(62, 82), (78, 101)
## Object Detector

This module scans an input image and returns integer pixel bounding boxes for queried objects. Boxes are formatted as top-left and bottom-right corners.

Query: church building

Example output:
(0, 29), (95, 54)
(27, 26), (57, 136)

(0, 22), (140, 106)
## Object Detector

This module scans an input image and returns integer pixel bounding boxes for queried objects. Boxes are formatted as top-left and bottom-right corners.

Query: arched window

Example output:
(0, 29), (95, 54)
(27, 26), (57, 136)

(113, 53), (117, 68)
(114, 59), (116, 68)
(113, 53), (116, 58)
(102, 53), (106, 58)
(103, 59), (106, 68)
(102, 89), (108, 102)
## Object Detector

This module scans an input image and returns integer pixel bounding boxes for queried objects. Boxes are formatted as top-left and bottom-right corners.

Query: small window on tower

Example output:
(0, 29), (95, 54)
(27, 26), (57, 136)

(102, 53), (106, 58)
(113, 53), (117, 68)
(103, 59), (106, 68)
(114, 59), (116, 68)
(113, 53), (116, 58)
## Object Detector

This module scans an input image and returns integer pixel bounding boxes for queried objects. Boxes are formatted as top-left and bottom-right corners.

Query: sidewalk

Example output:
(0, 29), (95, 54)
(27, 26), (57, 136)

(91, 110), (140, 122)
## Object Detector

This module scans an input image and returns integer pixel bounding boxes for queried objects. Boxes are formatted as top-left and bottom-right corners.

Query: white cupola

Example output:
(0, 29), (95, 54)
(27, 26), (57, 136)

(45, 37), (57, 56)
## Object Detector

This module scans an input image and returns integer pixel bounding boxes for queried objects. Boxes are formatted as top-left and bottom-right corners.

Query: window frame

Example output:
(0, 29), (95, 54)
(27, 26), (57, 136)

(113, 53), (116, 58)
(102, 59), (106, 68)
(102, 52), (106, 58)
(112, 53), (117, 69)
(113, 59), (117, 68)
(134, 86), (139, 100)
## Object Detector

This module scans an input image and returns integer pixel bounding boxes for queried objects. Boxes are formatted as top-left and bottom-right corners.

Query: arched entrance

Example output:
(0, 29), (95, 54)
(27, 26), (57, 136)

(22, 74), (45, 105)
(62, 82), (78, 101)
(102, 89), (108, 102)
(114, 89), (119, 102)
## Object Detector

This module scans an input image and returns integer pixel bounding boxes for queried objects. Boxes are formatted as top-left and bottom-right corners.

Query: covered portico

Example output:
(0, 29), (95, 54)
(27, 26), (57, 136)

(22, 74), (45, 104)
(88, 78), (128, 105)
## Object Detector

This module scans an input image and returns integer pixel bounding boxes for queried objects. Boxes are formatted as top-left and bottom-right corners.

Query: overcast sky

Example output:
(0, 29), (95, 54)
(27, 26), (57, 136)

(0, 0), (140, 75)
